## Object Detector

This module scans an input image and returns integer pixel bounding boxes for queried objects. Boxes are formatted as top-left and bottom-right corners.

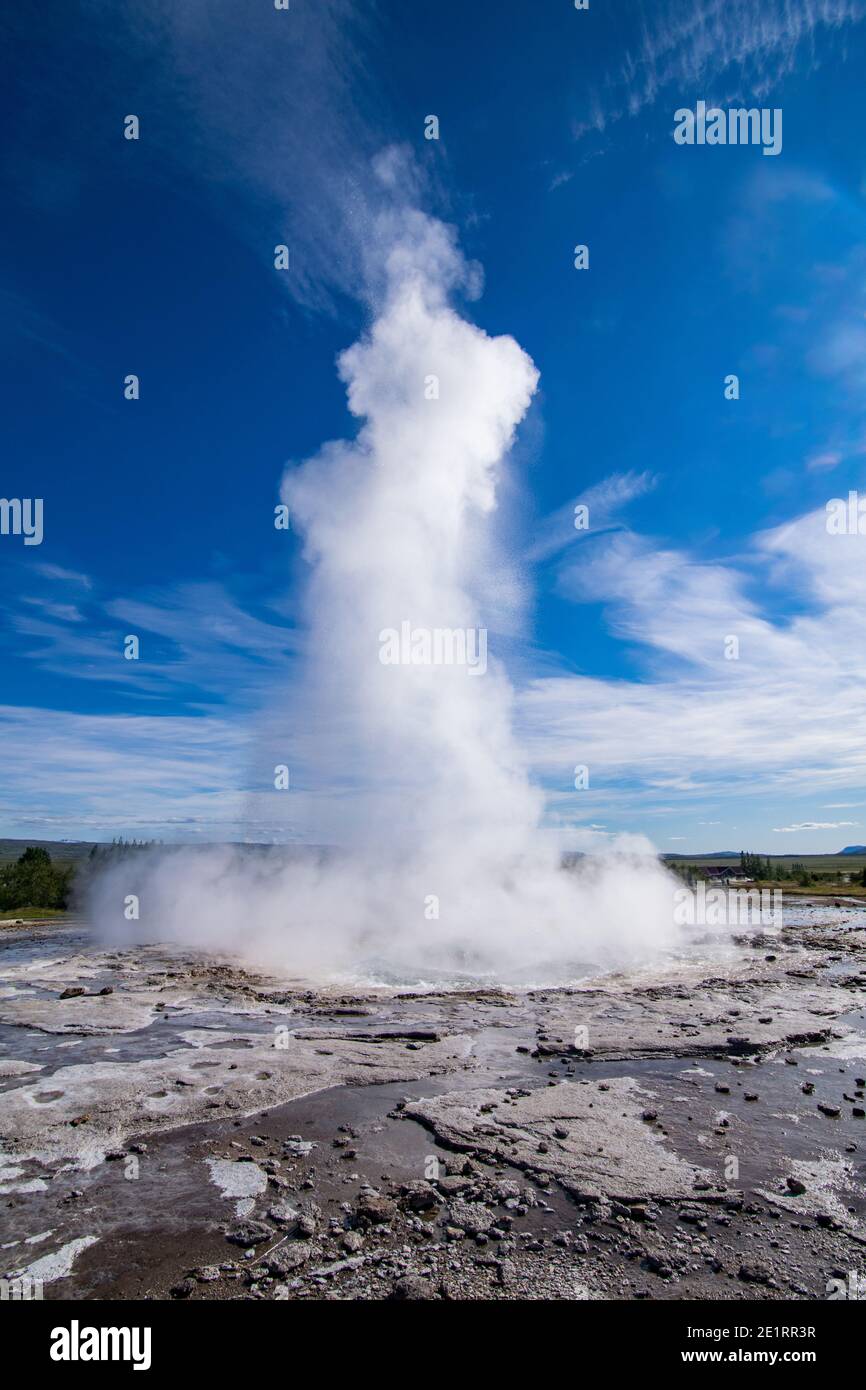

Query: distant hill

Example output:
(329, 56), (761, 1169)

(664, 851), (740, 860)
(0, 838), (98, 866)
(839, 845), (866, 855)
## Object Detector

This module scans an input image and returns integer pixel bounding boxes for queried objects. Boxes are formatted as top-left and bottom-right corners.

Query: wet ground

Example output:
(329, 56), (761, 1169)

(1, 902), (865, 1301)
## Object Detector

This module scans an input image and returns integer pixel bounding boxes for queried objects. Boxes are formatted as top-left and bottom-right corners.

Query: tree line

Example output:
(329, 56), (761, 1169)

(670, 851), (866, 888)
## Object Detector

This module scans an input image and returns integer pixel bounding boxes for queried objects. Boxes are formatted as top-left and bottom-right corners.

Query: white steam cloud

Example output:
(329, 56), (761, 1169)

(89, 161), (695, 987)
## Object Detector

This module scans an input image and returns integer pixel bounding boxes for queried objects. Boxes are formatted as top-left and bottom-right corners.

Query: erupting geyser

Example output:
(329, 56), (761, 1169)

(89, 166), (687, 985)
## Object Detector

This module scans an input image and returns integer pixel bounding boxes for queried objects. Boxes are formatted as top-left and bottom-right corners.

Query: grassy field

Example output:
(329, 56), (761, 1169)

(0, 906), (70, 921)
(779, 883), (866, 898)
(664, 852), (866, 874)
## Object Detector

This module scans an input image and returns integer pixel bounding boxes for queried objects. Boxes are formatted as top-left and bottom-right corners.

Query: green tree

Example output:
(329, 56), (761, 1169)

(0, 847), (73, 911)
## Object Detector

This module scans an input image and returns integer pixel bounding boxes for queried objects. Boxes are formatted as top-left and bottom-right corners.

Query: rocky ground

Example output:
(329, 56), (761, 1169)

(1, 904), (865, 1301)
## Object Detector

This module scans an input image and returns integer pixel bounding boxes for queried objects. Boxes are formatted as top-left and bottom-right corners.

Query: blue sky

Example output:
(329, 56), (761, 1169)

(2, 0), (866, 852)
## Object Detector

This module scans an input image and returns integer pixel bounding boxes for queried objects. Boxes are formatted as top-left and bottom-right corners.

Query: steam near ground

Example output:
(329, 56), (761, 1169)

(88, 158), (709, 988)
(87, 841), (692, 988)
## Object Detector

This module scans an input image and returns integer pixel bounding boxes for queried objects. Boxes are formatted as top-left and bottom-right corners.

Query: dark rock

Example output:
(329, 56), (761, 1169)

(389, 1276), (432, 1300)
(435, 1175), (476, 1198)
(266, 1201), (300, 1228)
(226, 1220), (273, 1246)
(296, 1212), (319, 1239)
(267, 1243), (314, 1276)
(400, 1181), (441, 1212)
(355, 1192), (397, 1226)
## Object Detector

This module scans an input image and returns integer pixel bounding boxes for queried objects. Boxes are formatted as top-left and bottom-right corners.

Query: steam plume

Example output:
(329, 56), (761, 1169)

(90, 165), (690, 986)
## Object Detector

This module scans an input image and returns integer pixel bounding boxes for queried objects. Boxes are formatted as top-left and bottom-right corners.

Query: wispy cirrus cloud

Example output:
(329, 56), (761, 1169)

(31, 562), (92, 588)
(20, 596), (85, 623)
(2, 570), (298, 707)
(574, 0), (866, 139)
(80, 0), (384, 314)
(773, 820), (857, 832)
(526, 470), (658, 563)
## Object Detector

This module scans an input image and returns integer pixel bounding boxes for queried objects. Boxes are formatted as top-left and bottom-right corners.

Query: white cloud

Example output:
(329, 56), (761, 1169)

(518, 503), (866, 814)
(807, 450), (842, 472)
(31, 563), (92, 588)
(0, 704), (251, 841)
(773, 821), (857, 832)
(20, 597), (84, 623)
